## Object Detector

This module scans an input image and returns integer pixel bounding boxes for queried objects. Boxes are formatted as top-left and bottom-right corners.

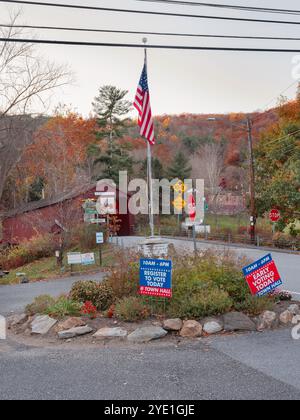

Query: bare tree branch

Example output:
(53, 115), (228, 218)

(0, 11), (72, 202)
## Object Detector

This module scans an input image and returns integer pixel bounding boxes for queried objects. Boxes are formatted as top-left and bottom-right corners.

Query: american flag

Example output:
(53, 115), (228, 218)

(134, 62), (155, 145)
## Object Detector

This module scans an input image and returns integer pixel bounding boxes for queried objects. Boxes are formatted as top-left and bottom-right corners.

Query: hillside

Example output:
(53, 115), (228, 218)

(0, 107), (279, 212)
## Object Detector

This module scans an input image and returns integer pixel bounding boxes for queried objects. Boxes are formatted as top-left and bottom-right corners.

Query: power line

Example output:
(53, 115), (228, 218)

(133, 0), (300, 16)
(2, 1), (300, 26)
(263, 129), (300, 147)
(5, 37), (300, 52)
(3, 23), (300, 42)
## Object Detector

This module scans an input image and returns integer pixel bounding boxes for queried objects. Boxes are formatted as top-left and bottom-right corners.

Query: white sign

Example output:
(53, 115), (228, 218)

(67, 253), (82, 265)
(96, 196), (116, 215)
(0, 315), (6, 340)
(96, 232), (104, 244)
(81, 253), (95, 266)
(91, 218), (106, 224)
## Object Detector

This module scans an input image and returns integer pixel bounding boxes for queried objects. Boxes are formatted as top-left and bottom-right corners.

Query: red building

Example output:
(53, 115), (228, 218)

(1, 184), (134, 245)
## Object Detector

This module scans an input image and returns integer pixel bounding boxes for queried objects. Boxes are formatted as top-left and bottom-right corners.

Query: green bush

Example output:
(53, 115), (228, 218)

(45, 295), (82, 319)
(98, 250), (276, 319)
(70, 280), (114, 311)
(234, 295), (274, 316)
(25, 295), (56, 315)
(166, 251), (275, 318)
(169, 288), (232, 319)
(115, 297), (150, 322)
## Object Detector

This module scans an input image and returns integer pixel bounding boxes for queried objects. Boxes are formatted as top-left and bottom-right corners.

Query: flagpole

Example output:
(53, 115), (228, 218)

(143, 39), (155, 238)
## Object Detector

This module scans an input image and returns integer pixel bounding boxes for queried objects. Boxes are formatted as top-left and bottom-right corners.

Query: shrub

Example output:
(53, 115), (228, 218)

(70, 280), (114, 311)
(166, 251), (275, 318)
(71, 224), (107, 251)
(81, 301), (97, 319)
(25, 295), (56, 315)
(234, 295), (274, 316)
(115, 296), (150, 322)
(45, 296), (82, 319)
(105, 251), (140, 298)
(0, 234), (57, 270)
(168, 287), (232, 319)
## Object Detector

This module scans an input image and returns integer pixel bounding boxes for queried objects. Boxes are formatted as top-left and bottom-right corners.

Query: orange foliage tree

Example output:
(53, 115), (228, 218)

(17, 112), (97, 198)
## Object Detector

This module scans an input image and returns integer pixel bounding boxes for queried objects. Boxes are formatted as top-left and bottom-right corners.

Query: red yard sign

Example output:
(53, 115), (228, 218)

(269, 209), (281, 223)
(243, 254), (283, 297)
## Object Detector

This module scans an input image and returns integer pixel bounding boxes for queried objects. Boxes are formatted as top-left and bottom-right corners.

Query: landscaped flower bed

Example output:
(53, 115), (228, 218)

(7, 250), (300, 345)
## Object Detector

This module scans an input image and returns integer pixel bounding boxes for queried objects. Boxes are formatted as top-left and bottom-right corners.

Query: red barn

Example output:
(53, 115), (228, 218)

(1, 184), (134, 245)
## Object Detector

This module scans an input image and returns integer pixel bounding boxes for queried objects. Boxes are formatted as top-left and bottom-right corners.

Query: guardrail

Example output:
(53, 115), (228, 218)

(133, 226), (300, 252)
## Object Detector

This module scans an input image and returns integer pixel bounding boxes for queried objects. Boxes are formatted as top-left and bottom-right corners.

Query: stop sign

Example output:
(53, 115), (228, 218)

(269, 209), (281, 222)
(188, 194), (196, 222)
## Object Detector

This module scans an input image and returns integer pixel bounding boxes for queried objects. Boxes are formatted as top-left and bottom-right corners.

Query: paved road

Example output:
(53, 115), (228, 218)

(0, 273), (104, 316)
(121, 236), (300, 298)
(0, 329), (299, 400)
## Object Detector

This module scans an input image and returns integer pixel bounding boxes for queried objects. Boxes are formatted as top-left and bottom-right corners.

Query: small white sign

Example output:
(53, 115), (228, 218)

(67, 253), (82, 265)
(96, 232), (104, 244)
(81, 253), (95, 266)
(0, 315), (6, 340)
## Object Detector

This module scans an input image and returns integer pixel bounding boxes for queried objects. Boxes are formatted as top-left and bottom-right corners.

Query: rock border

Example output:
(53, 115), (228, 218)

(7, 303), (300, 345)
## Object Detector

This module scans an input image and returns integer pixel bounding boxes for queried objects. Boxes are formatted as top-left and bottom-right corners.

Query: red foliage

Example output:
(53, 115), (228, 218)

(81, 301), (97, 319)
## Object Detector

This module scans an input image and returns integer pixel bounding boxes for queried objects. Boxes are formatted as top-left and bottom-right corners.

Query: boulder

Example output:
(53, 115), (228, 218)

(7, 314), (27, 329)
(180, 320), (203, 338)
(292, 315), (300, 325)
(93, 327), (127, 340)
(127, 327), (168, 343)
(163, 318), (183, 332)
(256, 311), (277, 331)
(31, 315), (57, 335)
(203, 321), (223, 335)
(57, 317), (86, 332)
(288, 304), (300, 316)
(279, 310), (293, 325)
(58, 326), (93, 340)
(223, 312), (256, 332)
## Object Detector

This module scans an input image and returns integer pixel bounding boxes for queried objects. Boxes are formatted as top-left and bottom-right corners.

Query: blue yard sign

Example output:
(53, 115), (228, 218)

(140, 259), (172, 298)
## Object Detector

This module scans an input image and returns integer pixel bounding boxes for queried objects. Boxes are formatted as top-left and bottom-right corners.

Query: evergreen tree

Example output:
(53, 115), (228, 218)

(167, 151), (192, 181)
(28, 177), (44, 202)
(92, 86), (132, 183)
(141, 157), (164, 179)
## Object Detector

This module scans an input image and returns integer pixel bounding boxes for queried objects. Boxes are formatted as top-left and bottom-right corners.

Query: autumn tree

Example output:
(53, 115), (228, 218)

(0, 12), (71, 201)
(255, 103), (300, 229)
(6, 111), (97, 207)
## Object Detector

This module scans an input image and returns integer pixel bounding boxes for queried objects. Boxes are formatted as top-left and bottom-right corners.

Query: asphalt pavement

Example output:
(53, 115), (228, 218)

(0, 273), (104, 316)
(0, 329), (299, 400)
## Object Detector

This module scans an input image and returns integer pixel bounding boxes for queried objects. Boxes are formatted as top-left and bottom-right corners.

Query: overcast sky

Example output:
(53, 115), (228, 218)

(1, 0), (300, 117)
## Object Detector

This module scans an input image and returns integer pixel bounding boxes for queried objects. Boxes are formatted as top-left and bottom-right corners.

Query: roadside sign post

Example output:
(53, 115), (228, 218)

(269, 209), (281, 235)
(139, 259), (172, 298)
(96, 232), (104, 267)
(242, 254), (283, 297)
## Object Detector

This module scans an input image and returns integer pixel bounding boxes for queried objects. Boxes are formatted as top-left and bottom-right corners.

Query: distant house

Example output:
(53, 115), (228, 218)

(1, 184), (134, 245)
(207, 192), (246, 215)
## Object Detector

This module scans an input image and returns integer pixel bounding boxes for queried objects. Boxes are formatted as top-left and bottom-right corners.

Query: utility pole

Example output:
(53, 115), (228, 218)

(247, 116), (256, 244)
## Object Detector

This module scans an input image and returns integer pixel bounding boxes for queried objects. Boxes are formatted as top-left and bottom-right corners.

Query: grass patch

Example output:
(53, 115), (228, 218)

(0, 246), (115, 285)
